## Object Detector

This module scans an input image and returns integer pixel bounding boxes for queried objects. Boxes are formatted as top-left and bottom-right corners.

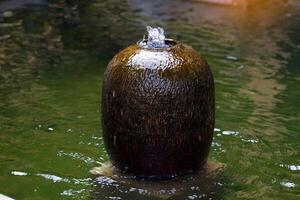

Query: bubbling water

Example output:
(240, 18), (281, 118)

(139, 26), (169, 49)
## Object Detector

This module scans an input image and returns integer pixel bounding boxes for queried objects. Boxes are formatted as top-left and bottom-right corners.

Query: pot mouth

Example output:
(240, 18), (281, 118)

(138, 38), (178, 50)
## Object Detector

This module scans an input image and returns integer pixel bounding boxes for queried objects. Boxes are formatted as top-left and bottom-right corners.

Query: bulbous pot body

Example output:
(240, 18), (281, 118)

(101, 40), (214, 179)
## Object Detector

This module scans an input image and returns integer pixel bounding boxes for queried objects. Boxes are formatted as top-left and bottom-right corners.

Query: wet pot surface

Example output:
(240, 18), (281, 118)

(102, 42), (214, 178)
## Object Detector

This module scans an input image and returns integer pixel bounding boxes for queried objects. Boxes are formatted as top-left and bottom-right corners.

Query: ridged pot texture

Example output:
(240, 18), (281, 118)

(101, 40), (215, 179)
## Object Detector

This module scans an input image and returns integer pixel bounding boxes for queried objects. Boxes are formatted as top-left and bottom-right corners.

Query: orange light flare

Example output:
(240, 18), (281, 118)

(192, 0), (291, 27)
(194, 0), (288, 7)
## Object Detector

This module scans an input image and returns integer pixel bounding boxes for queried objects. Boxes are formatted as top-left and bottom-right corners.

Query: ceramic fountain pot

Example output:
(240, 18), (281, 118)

(101, 27), (214, 179)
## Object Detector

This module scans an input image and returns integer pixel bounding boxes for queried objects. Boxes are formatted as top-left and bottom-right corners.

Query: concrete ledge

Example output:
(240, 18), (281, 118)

(193, 0), (245, 6)
(0, 194), (14, 200)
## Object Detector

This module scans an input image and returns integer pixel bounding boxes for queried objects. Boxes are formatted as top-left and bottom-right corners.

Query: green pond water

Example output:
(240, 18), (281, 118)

(0, 0), (300, 199)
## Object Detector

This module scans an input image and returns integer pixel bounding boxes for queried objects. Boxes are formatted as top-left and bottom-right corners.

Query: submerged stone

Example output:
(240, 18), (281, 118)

(90, 161), (224, 199)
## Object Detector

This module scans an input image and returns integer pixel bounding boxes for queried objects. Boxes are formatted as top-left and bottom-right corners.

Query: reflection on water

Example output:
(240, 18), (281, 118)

(0, 0), (300, 199)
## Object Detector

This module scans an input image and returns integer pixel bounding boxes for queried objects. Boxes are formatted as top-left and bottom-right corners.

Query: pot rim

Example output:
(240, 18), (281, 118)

(137, 38), (179, 51)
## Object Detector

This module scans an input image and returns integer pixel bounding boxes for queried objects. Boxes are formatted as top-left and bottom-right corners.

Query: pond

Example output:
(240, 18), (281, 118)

(0, 0), (299, 199)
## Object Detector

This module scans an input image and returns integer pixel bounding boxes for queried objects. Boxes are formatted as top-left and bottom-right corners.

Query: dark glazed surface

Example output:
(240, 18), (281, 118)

(102, 42), (215, 179)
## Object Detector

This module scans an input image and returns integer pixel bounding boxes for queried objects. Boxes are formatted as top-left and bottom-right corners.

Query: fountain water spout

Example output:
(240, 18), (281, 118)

(140, 26), (168, 49)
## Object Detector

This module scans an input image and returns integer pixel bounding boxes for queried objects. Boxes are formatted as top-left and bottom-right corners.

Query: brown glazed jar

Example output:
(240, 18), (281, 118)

(101, 37), (214, 179)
